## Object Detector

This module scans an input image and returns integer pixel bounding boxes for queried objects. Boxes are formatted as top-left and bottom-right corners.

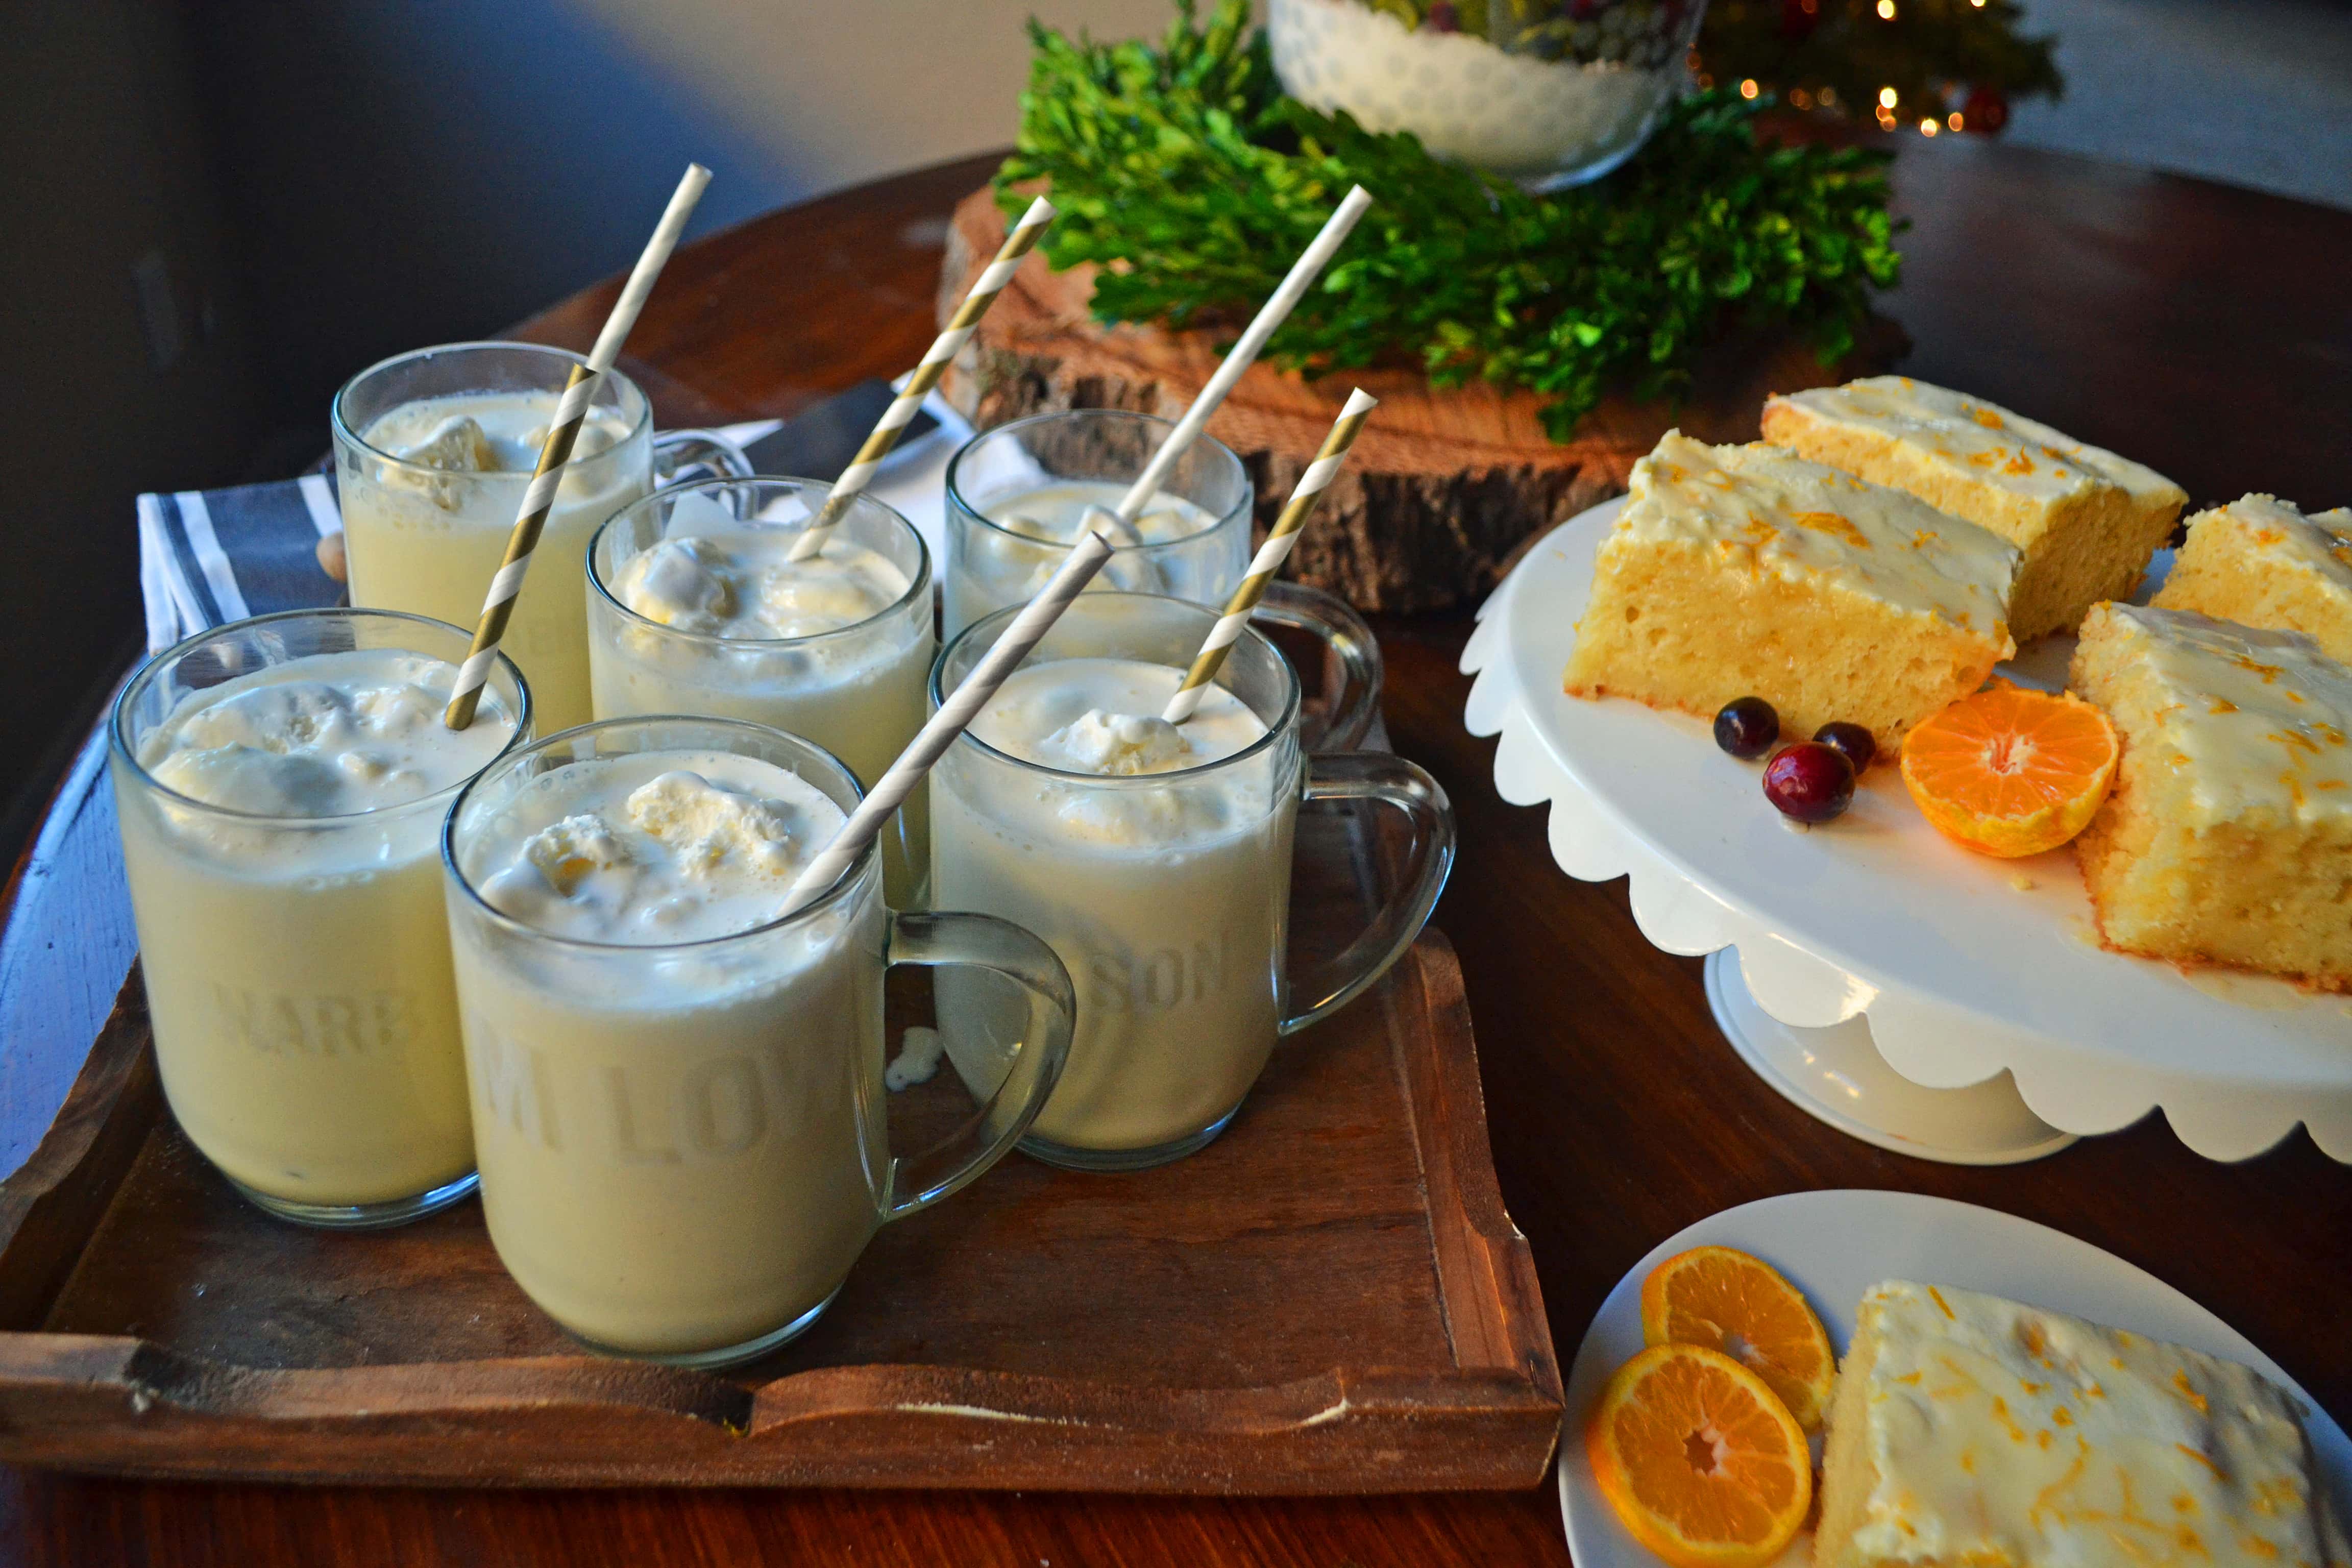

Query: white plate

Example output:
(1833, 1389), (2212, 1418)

(1463, 500), (2352, 1161)
(1558, 1190), (2352, 1566)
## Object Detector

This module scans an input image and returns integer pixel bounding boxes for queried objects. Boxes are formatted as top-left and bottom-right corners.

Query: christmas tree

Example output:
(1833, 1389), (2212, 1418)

(1695, 0), (2062, 135)
(1354, 0), (2061, 136)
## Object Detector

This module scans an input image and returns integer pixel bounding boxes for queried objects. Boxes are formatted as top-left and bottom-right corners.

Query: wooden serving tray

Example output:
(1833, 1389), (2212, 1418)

(0, 909), (1558, 1491)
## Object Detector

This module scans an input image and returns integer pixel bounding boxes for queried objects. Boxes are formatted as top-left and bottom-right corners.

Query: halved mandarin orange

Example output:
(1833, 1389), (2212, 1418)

(1587, 1342), (1813, 1568)
(1900, 680), (2118, 859)
(1640, 1246), (1835, 1431)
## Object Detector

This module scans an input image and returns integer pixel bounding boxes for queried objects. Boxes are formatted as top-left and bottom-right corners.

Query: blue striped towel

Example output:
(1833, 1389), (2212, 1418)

(136, 397), (971, 655)
(136, 471), (347, 651)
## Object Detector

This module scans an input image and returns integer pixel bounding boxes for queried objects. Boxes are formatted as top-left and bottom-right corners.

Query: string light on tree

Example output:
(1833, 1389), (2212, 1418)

(1692, 0), (2060, 137)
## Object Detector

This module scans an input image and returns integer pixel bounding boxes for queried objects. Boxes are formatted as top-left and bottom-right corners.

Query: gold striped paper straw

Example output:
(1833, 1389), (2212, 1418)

(1161, 388), (1377, 726)
(779, 529), (1117, 914)
(444, 162), (712, 729)
(787, 195), (1057, 561)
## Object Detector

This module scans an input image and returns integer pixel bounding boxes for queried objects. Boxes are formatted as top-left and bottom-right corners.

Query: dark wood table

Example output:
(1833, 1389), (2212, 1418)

(5, 142), (2349, 1565)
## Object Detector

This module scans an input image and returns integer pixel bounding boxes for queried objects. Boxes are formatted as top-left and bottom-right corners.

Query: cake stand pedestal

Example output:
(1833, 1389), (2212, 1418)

(1702, 952), (2076, 1164)
(1463, 499), (2352, 1167)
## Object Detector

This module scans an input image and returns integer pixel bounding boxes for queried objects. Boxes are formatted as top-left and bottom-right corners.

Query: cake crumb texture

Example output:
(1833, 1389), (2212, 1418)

(1564, 430), (2019, 751)
(2069, 602), (2352, 991)
(1763, 377), (2185, 641)
(2153, 493), (2352, 667)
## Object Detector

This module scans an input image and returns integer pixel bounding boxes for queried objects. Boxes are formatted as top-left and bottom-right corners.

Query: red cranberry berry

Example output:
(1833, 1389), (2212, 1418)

(1763, 742), (1856, 823)
(1812, 721), (1876, 773)
(1713, 696), (1780, 760)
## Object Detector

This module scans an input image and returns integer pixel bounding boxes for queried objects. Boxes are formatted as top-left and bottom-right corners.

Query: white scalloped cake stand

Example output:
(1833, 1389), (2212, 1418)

(1464, 498), (2352, 1165)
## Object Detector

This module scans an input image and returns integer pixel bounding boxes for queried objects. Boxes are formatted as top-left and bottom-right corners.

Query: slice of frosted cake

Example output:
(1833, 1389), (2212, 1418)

(2152, 494), (2352, 666)
(1564, 430), (2020, 753)
(1819, 1280), (2337, 1568)
(1763, 377), (2187, 642)
(2069, 602), (2352, 990)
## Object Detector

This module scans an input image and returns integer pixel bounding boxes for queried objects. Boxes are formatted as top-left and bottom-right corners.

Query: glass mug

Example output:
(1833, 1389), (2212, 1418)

(332, 341), (751, 732)
(110, 608), (531, 1227)
(942, 409), (1256, 640)
(442, 717), (1075, 1368)
(586, 478), (934, 906)
(928, 592), (1455, 1171)
(945, 408), (1385, 749)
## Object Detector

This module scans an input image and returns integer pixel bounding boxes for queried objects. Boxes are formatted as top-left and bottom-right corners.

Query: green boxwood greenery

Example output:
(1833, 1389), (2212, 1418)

(997, 0), (1903, 439)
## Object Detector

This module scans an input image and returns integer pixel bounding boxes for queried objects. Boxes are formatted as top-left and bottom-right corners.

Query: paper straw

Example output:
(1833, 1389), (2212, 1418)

(1110, 185), (1372, 528)
(1163, 388), (1377, 726)
(443, 163), (712, 729)
(788, 195), (1057, 561)
(780, 529), (1116, 913)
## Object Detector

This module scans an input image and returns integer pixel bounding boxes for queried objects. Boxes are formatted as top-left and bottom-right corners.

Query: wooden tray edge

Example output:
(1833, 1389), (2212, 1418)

(0, 966), (158, 1330)
(0, 1342), (1559, 1491)
(0, 940), (1564, 1491)
(1398, 931), (1562, 1407)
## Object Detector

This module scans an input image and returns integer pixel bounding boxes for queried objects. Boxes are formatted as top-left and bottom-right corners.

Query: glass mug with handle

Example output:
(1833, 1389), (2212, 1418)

(928, 592), (1455, 1171)
(442, 716), (1074, 1367)
(333, 341), (752, 732)
(586, 478), (935, 906)
(111, 607), (531, 1227)
(944, 407), (1385, 749)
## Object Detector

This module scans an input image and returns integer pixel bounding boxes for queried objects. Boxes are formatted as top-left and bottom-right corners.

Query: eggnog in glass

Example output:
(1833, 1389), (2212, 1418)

(442, 717), (1074, 1366)
(110, 608), (530, 1226)
(929, 593), (1454, 1170)
(587, 479), (933, 904)
(942, 410), (1254, 639)
(333, 342), (748, 731)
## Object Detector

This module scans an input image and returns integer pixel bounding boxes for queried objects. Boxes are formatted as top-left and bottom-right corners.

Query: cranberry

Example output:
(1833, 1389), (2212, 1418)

(1763, 742), (1855, 823)
(1713, 696), (1780, 760)
(1812, 721), (1876, 773)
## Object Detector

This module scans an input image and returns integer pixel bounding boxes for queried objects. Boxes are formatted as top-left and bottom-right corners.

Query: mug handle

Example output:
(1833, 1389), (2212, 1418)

(877, 910), (1075, 1219)
(1279, 753), (1455, 1035)
(651, 427), (756, 491)
(1253, 581), (1383, 752)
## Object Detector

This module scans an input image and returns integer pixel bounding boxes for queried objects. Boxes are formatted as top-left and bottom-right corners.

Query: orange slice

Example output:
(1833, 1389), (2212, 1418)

(1587, 1342), (1814, 1568)
(1640, 1246), (1835, 1430)
(1900, 680), (2118, 858)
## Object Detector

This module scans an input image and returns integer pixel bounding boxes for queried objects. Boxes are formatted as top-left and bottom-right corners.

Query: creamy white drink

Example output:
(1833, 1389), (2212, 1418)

(113, 641), (522, 1218)
(947, 480), (1225, 636)
(588, 494), (932, 903)
(341, 388), (648, 731)
(448, 748), (887, 1357)
(931, 657), (1292, 1157)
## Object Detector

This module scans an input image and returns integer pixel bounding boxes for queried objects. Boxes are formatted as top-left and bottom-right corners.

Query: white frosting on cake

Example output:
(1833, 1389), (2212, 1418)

(2189, 494), (2352, 594)
(1621, 431), (2021, 643)
(1840, 1281), (2326, 1568)
(2086, 604), (2352, 826)
(1771, 377), (2185, 508)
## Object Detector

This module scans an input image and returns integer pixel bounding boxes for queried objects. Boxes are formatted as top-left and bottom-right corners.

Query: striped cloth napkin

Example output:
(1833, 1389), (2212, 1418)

(135, 395), (972, 655)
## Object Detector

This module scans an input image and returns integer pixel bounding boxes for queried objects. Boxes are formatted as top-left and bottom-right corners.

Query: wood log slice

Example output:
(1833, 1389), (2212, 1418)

(939, 188), (1907, 612)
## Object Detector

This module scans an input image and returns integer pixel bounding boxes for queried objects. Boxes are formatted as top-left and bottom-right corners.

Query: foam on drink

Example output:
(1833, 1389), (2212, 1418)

(948, 481), (1228, 634)
(471, 754), (845, 946)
